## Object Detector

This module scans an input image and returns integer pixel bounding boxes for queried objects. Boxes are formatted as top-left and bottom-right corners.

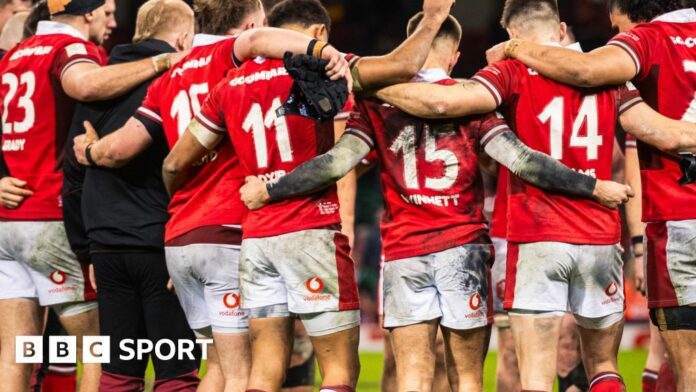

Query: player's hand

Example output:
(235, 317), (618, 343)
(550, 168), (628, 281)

(89, 263), (97, 292)
(0, 176), (33, 209)
(486, 41), (508, 65)
(74, 121), (100, 166)
(592, 180), (634, 209)
(240, 176), (270, 210)
(422, 0), (455, 21)
(321, 45), (350, 81)
(634, 251), (646, 296)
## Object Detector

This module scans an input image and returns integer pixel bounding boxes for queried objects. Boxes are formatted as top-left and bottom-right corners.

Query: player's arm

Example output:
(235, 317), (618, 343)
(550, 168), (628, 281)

(240, 133), (370, 210)
(74, 119), (153, 168)
(375, 80), (498, 119)
(352, 0), (453, 90)
(484, 131), (633, 209)
(232, 28), (349, 80)
(624, 142), (646, 293)
(492, 41), (636, 88)
(620, 102), (696, 154)
(334, 118), (358, 248)
(162, 120), (224, 197)
(61, 52), (184, 102)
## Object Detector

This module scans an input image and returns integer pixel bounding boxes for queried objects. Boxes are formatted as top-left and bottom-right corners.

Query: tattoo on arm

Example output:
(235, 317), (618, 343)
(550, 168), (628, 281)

(267, 133), (371, 201)
(485, 131), (596, 198)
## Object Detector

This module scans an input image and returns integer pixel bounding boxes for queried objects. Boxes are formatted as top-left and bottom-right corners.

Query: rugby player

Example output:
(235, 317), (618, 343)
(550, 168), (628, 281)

(483, 0), (696, 388)
(238, 11), (632, 391)
(372, 0), (696, 389)
(0, 0), (186, 390)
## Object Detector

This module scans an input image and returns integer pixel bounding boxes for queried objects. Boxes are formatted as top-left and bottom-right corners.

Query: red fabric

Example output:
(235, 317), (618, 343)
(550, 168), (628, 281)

(153, 369), (199, 391)
(344, 83), (503, 260)
(0, 32), (104, 220)
(99, 371), (145, 392)
(334, 231), (360, 311)
(136, 37), (247, 242)
(503, 242), (519, 310)
(320, 386), (355, 392)
(589, 372), (626, 392)
(608, 19), (696, 222)
(645, 221), (678, 308)
(472, 60), (641, 245)
(197, 58), (341, 238)
(643, 369), (658, 392)
(489, 167), (508, 239)
(80, 261), (97, 301)
(41, 370), (77, 392)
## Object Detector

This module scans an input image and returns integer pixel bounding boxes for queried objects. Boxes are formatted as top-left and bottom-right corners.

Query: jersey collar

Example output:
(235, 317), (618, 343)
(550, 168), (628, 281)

(652, 8), (696, 23)
(192, 34), (229, 48)
(36, 21), (87, 40)
(540, 41), (583, 52)
(412, 68), (450, 83)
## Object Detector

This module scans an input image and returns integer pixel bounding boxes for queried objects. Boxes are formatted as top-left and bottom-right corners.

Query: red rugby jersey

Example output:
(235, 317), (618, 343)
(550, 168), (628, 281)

(608, 8), (696, 222)
(473, 51), (642, 244)
(196, 57), (341, 238)
(0, 21), (104, 220)
(134, 35), (245, 242)
(345, 72), (502, 261)
(489, 167), (508, 240)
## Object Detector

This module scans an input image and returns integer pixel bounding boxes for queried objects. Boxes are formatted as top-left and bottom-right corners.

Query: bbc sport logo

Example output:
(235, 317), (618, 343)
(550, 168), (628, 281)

(16, 336), (213, 363)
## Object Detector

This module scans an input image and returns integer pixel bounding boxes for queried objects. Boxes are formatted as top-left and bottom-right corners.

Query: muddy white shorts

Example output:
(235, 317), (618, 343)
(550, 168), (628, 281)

(0, 221), (95, 306)
(491, 237), (507, 314)
(505, 242), (624, 318)
(166, 240), (248, 333)
(382, 244), (493, 330)
(645, 219), (696, 308)
(239, 229), (360, 315)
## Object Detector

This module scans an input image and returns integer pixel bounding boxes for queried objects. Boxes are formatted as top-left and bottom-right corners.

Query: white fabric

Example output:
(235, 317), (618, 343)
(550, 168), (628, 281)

(509, 242), (625, 318)
(192, 34), (228, 48)
(491, 237), (508, 314)
(299, 310), (360, 336)
(652, 8), (696, 23)
(382, 244), (492, 330)
(239, 229), (356, 314)
(0, 221), (90, 306)
(412, 68), (450, 83)
(659, 219), (696, 306)
(36, 21), (87, 39)
(165, 243), (249, 332)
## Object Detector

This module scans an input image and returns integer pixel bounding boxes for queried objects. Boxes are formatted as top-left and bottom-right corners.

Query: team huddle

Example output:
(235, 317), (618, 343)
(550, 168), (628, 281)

(0, 0), (695, 391)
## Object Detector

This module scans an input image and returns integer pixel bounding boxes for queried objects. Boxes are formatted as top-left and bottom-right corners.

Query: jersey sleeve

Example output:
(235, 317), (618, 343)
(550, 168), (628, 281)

(213, 36), (239, 69)
(344, 99), (375, 150)
(625, 133), (637, 149)
(53, 41), (103, 80)
(195, 80), (227, 135)
(335, 93), (355, 121)
(471, 60), (516, 106)
(607, 26), (654, 80)
(617, 82), (644, 115)
(133, 77), (165, 139)
(477, 111), (513, 149)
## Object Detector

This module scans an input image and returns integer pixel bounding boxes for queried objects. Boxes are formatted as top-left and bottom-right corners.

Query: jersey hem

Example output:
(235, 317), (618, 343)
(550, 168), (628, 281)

(242, 219), (342, 239)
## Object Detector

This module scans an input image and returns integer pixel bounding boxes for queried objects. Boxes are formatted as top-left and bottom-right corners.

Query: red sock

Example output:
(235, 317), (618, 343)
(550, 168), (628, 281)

(320, 386), (355, 392)
(590, 372), (626, 392)
(153, 370), (199, 391)
(99, 371), (145, 392)
(657, 362), (677, 392)
(41, 366), (77, 392)
(643, 369), (658, 392)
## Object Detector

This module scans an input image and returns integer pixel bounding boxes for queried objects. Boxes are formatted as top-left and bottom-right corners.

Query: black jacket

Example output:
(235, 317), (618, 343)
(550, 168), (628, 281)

(63, 39), (174, 255)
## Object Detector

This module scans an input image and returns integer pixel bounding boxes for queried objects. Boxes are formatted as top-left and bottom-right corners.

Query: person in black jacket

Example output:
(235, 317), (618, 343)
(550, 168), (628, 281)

(63, 0), (200, 390)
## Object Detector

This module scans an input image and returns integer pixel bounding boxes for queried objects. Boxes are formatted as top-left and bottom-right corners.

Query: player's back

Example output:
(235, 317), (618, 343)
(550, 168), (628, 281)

(474, 57), (633, 245)
(198, 57), (340, 239)
(136, 35), (245, 242)
(0, 31), (102, 220)
(346, 76), (491, 261)
(609, 10), (696, 222)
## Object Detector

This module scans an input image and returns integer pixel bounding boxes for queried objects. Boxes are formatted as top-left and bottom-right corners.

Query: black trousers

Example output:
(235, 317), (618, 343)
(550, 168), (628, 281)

(92, 251), (199, 380)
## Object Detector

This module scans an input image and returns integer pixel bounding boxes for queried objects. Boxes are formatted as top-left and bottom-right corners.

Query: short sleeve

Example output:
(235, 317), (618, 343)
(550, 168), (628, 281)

(477, 111), (512, 149)
(625, 133), (637, 149)
(607, 27), (652, 80)
(212, 36), (238, 69)
(133, 77), (165, 138)
(335, 93), (355, 121)
(617, 82), (643, 115)
(344, 99), (375, 150)
(471, 61), (516, 106)
(53, 41), (103, 80)
(195, 80), (227, 135)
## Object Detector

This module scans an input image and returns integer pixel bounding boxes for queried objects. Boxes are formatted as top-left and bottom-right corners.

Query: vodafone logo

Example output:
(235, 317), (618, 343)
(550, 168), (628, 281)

(605, 281), (619, 297)
(469, 293), (482, 311)
(306, 277), (324, 294)
(49, 270), (66, 285)
(223, 293), (240, 309)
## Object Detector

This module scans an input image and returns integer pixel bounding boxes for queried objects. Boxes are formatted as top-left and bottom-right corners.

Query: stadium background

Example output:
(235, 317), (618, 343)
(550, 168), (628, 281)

(90, 0), (667, 389)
